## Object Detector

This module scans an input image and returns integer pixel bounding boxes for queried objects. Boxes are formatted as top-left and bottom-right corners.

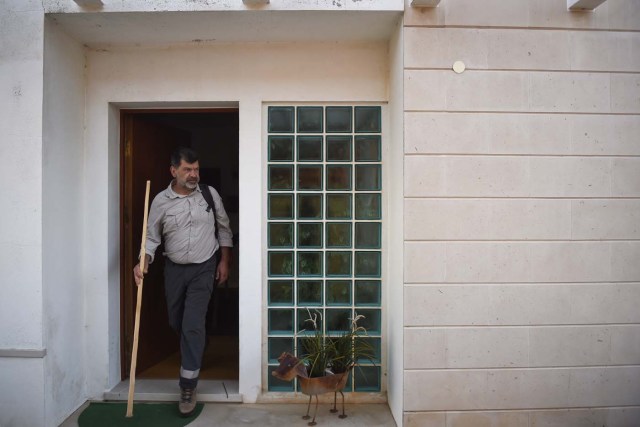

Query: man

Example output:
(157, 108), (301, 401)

(133, 147), (233, 416)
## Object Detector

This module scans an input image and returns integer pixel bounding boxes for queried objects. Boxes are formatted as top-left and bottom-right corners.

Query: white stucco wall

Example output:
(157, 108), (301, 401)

(0, 1), (46, 426)
(83, 41), (391, 403)
(42, 17), (88, 426)
(403, 0), (640, 425)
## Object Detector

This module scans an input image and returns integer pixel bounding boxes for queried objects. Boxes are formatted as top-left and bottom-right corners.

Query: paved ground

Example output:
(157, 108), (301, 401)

(61, 402), (398, 426)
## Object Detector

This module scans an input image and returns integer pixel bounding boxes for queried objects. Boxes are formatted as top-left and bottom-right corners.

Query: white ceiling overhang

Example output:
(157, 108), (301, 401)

(48, 8), (403, 47)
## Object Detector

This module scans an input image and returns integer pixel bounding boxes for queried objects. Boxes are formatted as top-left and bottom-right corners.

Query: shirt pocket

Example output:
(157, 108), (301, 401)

(164, 204), (187, 233)
(196, 198), (214, 224)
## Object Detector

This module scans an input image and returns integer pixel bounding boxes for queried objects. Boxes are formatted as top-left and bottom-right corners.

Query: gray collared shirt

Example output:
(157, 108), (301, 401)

(145, 182), (233, 265)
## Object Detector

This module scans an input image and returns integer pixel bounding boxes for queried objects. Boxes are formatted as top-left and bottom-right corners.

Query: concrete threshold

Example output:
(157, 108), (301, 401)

(105, 379), (242, 403)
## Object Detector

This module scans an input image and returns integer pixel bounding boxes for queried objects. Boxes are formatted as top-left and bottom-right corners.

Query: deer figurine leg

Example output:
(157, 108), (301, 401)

(302, 395), (312, 420)
(330, 391), (338, 413)
(308, 395), (319, 426)
(338, 390), (347, 419)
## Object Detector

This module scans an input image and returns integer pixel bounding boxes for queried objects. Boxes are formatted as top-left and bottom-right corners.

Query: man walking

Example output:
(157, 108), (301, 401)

(133, 147), (233, 416)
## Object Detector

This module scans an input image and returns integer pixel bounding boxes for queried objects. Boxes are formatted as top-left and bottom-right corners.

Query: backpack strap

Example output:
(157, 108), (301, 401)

(199, 183), (219, 242)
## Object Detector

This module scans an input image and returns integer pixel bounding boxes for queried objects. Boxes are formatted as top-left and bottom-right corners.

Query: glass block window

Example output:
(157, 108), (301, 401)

(266, 105), (382, 393)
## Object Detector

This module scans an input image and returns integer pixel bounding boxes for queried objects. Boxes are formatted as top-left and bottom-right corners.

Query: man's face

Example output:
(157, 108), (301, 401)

(171, 159), (200, 191)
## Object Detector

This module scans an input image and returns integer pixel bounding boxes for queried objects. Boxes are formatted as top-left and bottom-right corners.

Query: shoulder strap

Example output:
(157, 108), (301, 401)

(199, 183), (219, 242)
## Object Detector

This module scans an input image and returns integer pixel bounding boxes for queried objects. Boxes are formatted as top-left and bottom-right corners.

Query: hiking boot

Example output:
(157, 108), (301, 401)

(179, 388), (197, 417)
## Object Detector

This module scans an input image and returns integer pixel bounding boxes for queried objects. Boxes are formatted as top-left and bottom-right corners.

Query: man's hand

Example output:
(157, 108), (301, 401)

(216, 247), (232, 284)
(133, 255), (150, 286)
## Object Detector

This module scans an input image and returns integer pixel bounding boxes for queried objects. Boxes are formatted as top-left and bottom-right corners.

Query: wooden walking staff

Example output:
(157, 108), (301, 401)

(126, 180), (151, 418)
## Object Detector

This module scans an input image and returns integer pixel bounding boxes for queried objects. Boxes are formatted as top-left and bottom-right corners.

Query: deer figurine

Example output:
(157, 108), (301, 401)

(272, 352), (350, 426)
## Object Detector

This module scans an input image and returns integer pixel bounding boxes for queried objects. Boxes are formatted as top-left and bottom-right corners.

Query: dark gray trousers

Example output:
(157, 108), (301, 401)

(164, 252), (218, 389)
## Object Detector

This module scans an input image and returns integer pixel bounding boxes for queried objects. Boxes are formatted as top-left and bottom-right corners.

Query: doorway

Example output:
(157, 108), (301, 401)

(120, 109), (240, 382)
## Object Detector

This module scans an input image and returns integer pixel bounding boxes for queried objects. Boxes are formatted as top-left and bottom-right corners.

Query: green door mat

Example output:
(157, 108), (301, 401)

(78, 402), (204, 427)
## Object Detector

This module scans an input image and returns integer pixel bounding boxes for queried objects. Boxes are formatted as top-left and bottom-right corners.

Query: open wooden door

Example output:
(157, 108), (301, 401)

(121, 113), (189, 377)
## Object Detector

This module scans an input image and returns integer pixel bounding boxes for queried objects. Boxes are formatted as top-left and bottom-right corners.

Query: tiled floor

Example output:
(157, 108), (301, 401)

(61, 402), (398, 426)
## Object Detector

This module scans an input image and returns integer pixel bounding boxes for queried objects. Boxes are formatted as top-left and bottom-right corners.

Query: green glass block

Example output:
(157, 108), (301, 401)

(297, 194), (322, 219)
(353, 365), (380, 392)
(355, 308), (381, 334)
(326, 251), (352, 277)
(355, 165), (381, 191)
(268, 222), (294, 248)
(326, 106), (352, 133)
(268, 308), (294, 334)
(268, 165), (293, 190)
(297, 280), (323, 306)
(269, 194), (294, 219)
(354, 135), (381, 162)
(326, 308), (352, 332)
(297, 136), (323, 162)
(268, 280), (294, 305)
(354, 280), (381, 306)
(297, 223), (322, 248)
(356, 337), (381, 363)
(268, 251), (294, 277)
(326, 165), (352, 191)
(268, 106), (294, 133)
(326, 222), (351, 248)
(326, 280), (351, 306)
(298, 251), (323, 277)
(354, 106), (381, 133)
(326, 136), (352, 162)
(355, 193), (381, 220)
(268, 365), (295, 391)
(297, 107), (323, 133)
(268, 135), (294, 162)
(297, 308), (323, 334)
(298, 165), (323, 190)
(354, 251), (380, 277)
(326, 194), (352, 219)
(355, 222), (381, 249)
(269, 337), (294, 363)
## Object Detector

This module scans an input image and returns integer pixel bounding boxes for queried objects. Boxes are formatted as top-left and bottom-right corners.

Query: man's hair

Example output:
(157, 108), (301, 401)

(170, 147), (199, 168)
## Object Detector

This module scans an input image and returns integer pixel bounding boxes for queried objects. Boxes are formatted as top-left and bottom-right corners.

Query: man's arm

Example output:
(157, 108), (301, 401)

(133, 254), (151, 286)
(209, 186), (234, 284)
(133, 195), (162, 286)
(216, 246), (232, 283)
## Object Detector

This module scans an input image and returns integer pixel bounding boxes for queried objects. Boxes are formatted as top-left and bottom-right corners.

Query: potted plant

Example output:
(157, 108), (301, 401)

(272, 310), (375, 425)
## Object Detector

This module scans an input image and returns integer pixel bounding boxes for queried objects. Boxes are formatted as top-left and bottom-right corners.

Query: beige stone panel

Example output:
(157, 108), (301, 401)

(568, 366), (640, 406)
(572, 200), (640, 240)
(570, 31), (640, 72)
(485, 369), (571, 409)
(404, 412), (446, 427)
(405, 70), (447, 111)
(445, 243), (531, 283)
(404, 242), (446, 283)
(404, 156), (446, 197)
(488, 285), (573, 326)
(528, 0), (609, 29)
(404, 285), (490, 326)
(404, 28), (488, 70)
(570, 283), (640, 324)
(445, 327), (529, 368)
(404, 370), (488, 411)
(571, 115), (640, 155)
(530, 407), (640, 427)
(529, 157), (611, 197)
(405, 112), (572, 155)
(611, 74), (640, 113)
(529, 72), (610, 113)
(611, 242), (640, 282)
(529, 326), (613, 367)
(610, 325), (640, 365)
(446, 71), (529, 112)
(444, 0), (529, 27)
(444, 157), (530, 197)
(404, 328), (446, 369)
(446, 411), (529, 427)
(612, 158), (640, 197)
(405, 199), (571, 240)
(486, 30), (570, 71)
(607, 0), (640, 31)
(529, 242), (612, 283)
